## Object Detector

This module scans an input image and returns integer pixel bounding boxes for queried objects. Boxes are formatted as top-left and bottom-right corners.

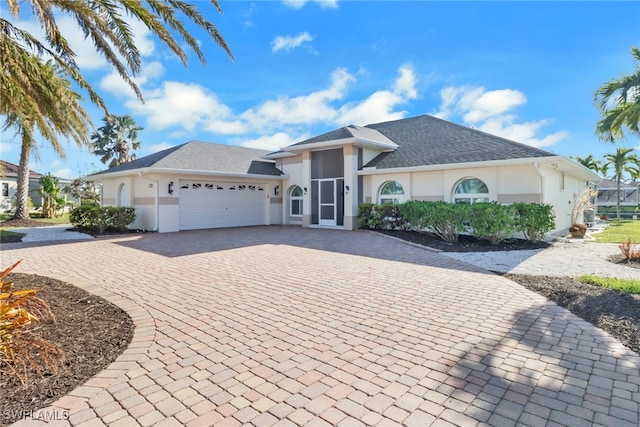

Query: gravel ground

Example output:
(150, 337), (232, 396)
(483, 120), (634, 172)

(442, 240), (638, 279)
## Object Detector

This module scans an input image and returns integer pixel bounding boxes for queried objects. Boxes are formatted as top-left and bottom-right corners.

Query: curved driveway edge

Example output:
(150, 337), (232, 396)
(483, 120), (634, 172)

(2, 226), (639, 427)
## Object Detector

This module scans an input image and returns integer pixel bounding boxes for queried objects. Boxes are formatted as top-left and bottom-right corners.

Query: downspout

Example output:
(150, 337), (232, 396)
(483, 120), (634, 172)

(138, 172), (159, 231)
(533, 161), (544, 203)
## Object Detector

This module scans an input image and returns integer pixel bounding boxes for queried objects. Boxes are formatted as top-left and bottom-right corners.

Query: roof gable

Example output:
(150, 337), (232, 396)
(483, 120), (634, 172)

(92, 141), (282, 177)
(364, 115), (556, 169)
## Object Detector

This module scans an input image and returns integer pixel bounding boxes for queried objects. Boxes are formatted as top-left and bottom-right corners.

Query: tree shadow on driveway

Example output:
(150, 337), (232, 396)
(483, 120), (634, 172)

(112, 225), (495, 273)
(433, 300), (640, 426)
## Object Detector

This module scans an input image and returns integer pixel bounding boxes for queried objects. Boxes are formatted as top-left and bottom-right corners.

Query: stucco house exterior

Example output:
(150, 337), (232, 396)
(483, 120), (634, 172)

(91, 115), (601, 233)
(0, 160), (44, 211)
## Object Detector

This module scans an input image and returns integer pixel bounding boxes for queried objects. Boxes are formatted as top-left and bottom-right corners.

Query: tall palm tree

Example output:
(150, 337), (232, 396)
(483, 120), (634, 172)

(1, 0), (233, 219)
(2, 0), (232, 105)
(604, 147), (640, 220)
(570, 154), (606, 176)
(2, 58), (90, 219)
(92, 115), (143, 168)
(594, 47), (640, 142)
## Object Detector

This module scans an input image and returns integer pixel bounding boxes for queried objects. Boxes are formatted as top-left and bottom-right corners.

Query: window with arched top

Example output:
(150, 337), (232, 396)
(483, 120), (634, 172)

(452, 178), (489, 204)
(379, 181), (405, 205)
(290, 186), (303, 216)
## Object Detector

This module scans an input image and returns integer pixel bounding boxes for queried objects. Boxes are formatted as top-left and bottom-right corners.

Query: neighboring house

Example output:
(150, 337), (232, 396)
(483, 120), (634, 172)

(595, 178), (639, 208)
(91, 115), (601, 233)
(0, 160), (44, 211)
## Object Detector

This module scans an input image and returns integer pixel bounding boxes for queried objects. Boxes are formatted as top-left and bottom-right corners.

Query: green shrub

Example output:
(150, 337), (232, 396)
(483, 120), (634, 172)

(357, 203), (406, 230)
(378, 203), (405, 230)
(357, 203), (381, 229)
(466, 202), (517, 245)
(69, 206), (136, 234)
(400, 201), (467, 243)
(513, 203), (555, 243)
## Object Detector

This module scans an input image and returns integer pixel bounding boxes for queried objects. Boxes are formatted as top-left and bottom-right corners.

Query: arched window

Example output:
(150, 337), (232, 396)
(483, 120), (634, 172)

(379, 181), (405, 205)
(452, 178), (489, 204)
(290, 186), (303, 216)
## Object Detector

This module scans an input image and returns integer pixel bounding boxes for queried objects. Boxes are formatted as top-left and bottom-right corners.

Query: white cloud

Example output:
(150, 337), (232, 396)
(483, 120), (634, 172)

(100, 61), (165, 98)
(435, 85), (568, 148)
(128, 81), (244, 133)
(146, 142), (175, 154)
(478, 116), (569, 148)
(282, 0), (338, 9)
(241, 68), (355, 131)
(238, 132), (305, 151)
(272, 32), (313, 53)
(53, 168), (73, 179)
(336, 65), (418, 126)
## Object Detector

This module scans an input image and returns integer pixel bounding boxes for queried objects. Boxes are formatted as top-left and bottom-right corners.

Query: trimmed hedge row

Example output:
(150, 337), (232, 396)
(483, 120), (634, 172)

(358, 201), (555, 244)
(69, 206), (136, 234)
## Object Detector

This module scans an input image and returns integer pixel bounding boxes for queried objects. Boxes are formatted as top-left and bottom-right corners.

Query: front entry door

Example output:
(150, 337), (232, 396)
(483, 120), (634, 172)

(318, 179), (336, 226)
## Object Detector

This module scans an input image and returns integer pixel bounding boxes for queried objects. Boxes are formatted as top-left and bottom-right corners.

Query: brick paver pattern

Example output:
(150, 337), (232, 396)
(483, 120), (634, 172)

(2, 226), (639, 426)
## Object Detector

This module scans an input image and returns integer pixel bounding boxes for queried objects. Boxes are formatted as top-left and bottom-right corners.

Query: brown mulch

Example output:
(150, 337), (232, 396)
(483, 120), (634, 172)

(377, 229), (552, 252)
(0, 228), (638, 425)
(0, 274), (134, 426)
(506, 274), (640, 355)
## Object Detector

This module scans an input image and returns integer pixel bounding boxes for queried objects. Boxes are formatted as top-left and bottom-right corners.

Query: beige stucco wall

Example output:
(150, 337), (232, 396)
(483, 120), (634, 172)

(277, 156), (304, 225)
(540, 166), (591, 229)
(99, 173), (279, 232)
(361, 163), (591, 232)
(0, 179), (17, 211)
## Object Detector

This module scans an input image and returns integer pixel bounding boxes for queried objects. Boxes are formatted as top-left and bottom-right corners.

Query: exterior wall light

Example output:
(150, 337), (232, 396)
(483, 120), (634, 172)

(168, 182), (174, 194)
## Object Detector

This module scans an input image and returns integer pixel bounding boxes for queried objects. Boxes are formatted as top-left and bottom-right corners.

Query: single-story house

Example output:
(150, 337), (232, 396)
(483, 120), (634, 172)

(90, 115), (601, 233)
(595, 178), (639, 207)
(0, 160), (44, 211)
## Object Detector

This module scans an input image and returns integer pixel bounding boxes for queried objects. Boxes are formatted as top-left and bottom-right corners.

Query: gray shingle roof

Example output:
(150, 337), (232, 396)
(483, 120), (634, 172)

(289, 127), (357, 146)
(362, 115), (557, 169)
(92, 141), (282, 176)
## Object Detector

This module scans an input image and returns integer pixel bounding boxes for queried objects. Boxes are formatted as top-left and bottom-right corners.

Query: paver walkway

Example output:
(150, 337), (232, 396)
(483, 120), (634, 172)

(2, 226), (639, 426)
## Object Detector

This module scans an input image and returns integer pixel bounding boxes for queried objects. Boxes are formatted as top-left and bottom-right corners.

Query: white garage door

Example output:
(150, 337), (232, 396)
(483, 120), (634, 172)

(179, 181), (267, 230)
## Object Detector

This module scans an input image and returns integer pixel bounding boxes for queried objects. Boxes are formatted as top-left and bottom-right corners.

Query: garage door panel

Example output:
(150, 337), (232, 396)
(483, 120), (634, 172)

(179, 180), (266, 230)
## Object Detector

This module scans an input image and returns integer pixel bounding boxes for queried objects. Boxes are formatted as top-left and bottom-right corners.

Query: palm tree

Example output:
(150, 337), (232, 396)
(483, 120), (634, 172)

(603, 147), (640, 220)
(570, 154), (606, 176)
(92, 115), (143, 168)
(2, 0), (232, 105)
(594, 47), (640, 142)
(2, 0), (233, 219)
(2, 59), (90, 219)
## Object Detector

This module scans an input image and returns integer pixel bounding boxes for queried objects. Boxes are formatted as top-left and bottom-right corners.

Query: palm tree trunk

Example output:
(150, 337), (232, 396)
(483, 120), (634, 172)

(617, 177), (621, 220)
(13, 134), (32, 219)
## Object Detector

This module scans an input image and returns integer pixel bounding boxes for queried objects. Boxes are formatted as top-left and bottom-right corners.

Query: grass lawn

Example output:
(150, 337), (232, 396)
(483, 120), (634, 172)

(0, 212), (70, 226)
(578, 275), (640, 294)
(594, 220), (640, 243)
(0, 229), (25, 241)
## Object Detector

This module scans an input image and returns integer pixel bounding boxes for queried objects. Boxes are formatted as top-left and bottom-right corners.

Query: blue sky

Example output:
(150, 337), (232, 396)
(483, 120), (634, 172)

(1, 1), (639, 179)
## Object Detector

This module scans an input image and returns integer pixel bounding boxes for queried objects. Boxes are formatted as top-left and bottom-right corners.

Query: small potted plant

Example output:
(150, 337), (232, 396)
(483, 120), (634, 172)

(569, 223), (587, 238)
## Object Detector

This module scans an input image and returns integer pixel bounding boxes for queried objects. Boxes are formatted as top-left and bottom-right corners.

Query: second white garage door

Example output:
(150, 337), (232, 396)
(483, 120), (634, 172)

(179, 181), (267, 230)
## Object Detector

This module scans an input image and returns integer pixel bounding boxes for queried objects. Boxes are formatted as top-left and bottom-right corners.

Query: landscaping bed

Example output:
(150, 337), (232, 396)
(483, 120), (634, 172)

(377, 229), (551, 252)
(0, 274), (134, 426)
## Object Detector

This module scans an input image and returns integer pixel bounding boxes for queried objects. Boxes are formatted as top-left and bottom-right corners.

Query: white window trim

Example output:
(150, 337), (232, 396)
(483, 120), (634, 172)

(378, 181), (405, 205)
(452, 178), (490, 205)
(290, 186), (303, 216)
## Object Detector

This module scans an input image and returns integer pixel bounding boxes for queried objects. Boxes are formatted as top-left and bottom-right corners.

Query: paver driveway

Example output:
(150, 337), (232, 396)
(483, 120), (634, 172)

(2, 226), (639, 427)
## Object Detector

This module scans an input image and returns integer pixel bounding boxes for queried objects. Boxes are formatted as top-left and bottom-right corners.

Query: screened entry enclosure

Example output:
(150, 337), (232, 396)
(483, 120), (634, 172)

(310, 149), (344, 226)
